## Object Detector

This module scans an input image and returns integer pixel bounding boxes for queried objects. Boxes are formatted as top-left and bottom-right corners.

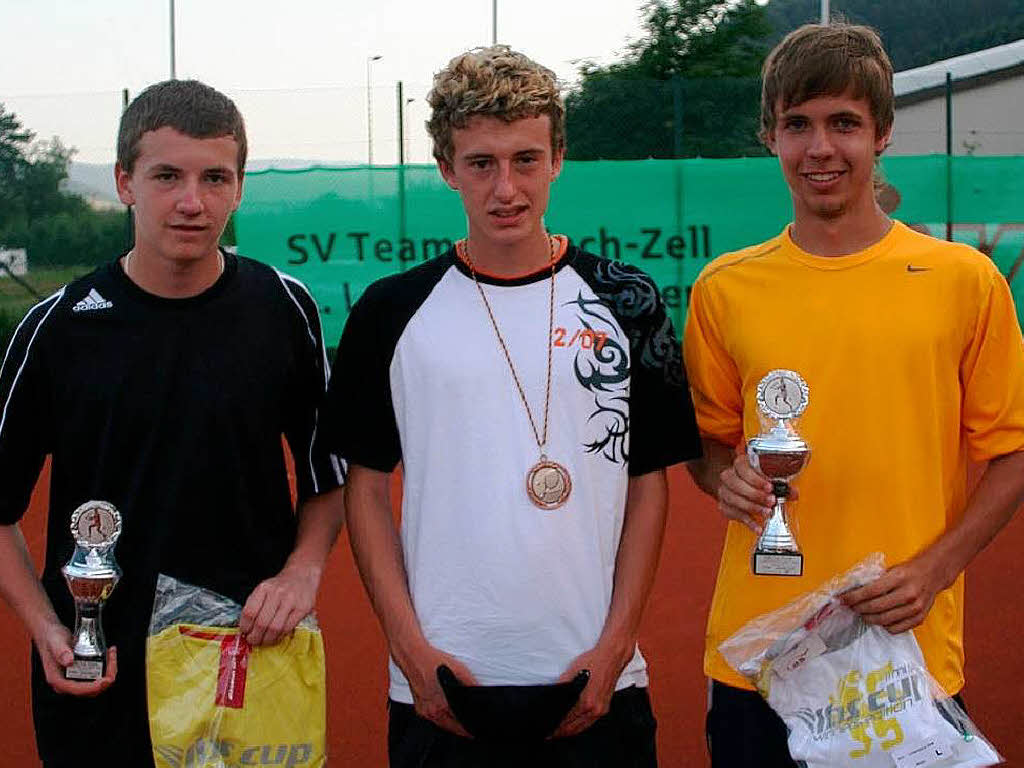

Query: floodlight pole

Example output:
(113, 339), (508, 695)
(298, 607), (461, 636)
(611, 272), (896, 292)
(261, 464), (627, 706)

(367, 54), (383, 165)
(493, 0), (497, 44)
(397, 87), (415, 165)
(820, 0), (830, 24)
(170, 0), (177, 79)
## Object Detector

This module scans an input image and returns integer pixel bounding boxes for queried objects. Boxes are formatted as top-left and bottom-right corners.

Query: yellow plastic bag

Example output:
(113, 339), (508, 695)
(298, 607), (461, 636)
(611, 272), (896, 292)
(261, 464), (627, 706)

(146, 576), (326, 768)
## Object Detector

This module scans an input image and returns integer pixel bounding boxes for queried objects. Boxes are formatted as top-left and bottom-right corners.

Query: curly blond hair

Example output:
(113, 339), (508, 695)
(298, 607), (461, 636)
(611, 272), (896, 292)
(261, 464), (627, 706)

(760, 23), (894, 145)
(426, 45), (565, 164)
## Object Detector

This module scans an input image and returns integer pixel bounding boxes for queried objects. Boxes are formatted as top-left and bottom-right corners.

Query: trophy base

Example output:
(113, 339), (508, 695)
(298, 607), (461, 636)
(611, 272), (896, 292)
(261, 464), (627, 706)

(65, 655), (105, 681)
(753, 551), (803, 577)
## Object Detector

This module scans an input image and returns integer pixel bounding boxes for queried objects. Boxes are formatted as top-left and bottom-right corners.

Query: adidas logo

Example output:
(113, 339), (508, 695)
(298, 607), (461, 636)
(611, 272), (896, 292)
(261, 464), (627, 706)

(72, 288), (113, 312)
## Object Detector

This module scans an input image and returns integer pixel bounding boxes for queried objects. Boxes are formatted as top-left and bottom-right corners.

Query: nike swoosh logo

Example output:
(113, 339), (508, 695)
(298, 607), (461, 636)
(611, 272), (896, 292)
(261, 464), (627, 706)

(907, 265), (931, 272)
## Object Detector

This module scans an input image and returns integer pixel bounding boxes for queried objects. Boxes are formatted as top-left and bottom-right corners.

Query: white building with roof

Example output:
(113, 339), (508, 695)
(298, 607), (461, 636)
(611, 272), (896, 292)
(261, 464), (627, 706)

(889, 39), (1024, 155)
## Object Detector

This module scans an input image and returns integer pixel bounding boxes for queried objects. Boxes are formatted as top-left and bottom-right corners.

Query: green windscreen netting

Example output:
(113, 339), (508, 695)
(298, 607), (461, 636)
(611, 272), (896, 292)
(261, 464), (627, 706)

(235, 156), (1024, 345)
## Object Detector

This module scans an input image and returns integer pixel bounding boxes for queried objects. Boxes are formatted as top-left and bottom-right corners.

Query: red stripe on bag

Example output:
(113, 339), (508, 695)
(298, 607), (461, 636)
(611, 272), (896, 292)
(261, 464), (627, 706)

(179, 627), (233, 641)
(215, 634), (250, 709)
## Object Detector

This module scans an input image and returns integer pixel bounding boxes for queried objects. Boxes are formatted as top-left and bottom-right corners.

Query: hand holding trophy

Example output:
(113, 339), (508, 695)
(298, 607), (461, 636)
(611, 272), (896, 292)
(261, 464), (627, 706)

(747, 370), (810, 577)
(62, 501), (122, 680)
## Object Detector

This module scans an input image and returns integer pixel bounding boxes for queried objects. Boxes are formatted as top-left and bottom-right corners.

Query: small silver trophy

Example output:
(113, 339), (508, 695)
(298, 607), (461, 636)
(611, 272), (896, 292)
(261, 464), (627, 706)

(62, 500), (122, 680)
(747, 370), (810, 577)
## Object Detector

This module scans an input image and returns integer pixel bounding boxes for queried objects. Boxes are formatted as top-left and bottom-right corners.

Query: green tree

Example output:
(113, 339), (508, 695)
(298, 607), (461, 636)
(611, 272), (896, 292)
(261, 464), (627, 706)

(762, 0), (1024, 71)
(0, 104), (35, 232)
(566, 0), (773, 159)
(0, 104), (33, 173)
(0, 104), (129, 269)
(23, 138), (86, 222)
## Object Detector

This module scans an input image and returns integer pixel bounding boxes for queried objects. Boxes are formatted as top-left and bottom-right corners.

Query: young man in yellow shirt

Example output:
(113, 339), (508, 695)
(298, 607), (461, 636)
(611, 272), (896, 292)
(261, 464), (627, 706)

(683, 23), (1024, 767)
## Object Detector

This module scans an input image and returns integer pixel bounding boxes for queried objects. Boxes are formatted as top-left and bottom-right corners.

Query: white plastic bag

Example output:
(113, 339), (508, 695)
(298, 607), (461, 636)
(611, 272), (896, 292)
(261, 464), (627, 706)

(719, 555), (1001, 767)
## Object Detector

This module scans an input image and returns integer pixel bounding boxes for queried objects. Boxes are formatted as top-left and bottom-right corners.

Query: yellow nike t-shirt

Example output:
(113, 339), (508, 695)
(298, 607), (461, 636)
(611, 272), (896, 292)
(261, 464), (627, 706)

(683, 221), (1024, 693)
(147, 624), (326, 768)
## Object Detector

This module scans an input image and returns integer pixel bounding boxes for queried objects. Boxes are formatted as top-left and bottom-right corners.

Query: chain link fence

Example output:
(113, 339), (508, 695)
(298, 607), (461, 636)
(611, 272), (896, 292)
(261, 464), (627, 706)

(1, 77), (1023, 347)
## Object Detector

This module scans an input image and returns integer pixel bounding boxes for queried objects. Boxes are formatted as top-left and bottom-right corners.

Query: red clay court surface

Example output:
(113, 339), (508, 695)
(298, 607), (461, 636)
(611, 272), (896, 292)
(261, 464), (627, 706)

(2, 462), (1022, 766)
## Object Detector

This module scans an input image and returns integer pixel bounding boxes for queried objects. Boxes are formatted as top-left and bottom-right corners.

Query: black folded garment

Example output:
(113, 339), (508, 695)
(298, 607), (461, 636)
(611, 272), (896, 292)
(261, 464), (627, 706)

(437, 665), (590, 743)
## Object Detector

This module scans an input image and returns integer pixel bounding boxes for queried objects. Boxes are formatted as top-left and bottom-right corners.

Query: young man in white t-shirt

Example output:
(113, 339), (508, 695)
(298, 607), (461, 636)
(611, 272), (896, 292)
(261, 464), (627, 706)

(326, 45), (702, 766)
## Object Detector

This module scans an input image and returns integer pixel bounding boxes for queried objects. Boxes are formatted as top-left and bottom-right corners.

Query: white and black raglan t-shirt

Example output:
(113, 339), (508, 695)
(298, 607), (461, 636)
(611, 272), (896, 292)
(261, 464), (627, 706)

(0, 252), (343, 765)
(326, 240), (701, 703)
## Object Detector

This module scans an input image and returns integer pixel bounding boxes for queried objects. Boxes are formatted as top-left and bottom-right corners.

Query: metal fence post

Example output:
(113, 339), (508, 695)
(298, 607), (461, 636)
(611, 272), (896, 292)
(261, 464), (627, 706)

(122, 88), (133, 250)
(946, 71), (953, 242)
(397, 81), (408, 271)
(672, 78), (684, 159)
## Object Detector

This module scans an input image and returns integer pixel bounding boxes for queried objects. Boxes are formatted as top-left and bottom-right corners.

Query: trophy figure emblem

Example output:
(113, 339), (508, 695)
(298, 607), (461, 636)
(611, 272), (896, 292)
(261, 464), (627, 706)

(62, 500), (122, 680)
(747, 370), (810, 576)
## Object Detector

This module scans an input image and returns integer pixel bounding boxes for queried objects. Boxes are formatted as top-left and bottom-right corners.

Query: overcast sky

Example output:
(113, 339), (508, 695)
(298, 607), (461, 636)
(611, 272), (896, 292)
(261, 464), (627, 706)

(0, 0), (649, 165)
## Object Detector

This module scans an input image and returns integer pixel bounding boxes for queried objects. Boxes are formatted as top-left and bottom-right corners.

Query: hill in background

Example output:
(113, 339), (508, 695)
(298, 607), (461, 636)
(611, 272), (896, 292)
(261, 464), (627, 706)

(65, 158), (355, 208)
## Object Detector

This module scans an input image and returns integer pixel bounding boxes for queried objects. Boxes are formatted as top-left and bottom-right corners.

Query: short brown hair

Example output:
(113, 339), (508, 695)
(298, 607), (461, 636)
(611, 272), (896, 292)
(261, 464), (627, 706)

(426, 45), (565, 164)
(117, 79), (247, 174)
(760, 23), (894, 145)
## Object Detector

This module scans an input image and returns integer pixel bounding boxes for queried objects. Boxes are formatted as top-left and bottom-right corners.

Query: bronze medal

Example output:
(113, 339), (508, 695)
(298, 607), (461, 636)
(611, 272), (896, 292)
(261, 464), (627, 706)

(526, 458), (572, 510)
(463, 237), (574, 511)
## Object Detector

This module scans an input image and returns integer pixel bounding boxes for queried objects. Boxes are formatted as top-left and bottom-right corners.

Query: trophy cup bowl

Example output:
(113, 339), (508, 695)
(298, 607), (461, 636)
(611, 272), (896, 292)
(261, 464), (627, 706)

(748, 370), (810, 577)
(62, 501), (122, 681)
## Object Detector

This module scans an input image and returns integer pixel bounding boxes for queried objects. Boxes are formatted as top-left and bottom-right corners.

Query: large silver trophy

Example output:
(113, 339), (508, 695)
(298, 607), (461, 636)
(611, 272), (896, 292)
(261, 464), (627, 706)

(62, 500), (122, 680)
(747, 370), (810, 577)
